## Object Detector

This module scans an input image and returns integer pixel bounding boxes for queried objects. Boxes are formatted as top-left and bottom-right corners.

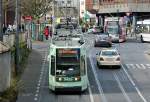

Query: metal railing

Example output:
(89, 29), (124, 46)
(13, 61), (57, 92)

(3, 32), (26, 47)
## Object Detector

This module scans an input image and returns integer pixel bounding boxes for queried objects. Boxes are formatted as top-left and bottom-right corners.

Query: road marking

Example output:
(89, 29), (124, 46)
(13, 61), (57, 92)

(88, 80), (94, 102)
(37, 52), (47, 102)
(36, 90), (39, 93)
(140, 64), (146, 69)
(38, 83), (41, 86)
(34, 97), (38, 101)
(135, 64), (142, 69)
(122, 64), (147, 102)
(89, 55), (107, 102)
(35, 94), (38, 97)
(126, 64), (150, 69)
(146, 64), (150, 68)
(126, 64), (136, 69)
(114, 72), (132, 102)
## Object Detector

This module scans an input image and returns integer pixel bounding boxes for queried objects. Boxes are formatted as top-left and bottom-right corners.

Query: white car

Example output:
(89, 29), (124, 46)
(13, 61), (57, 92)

(140, 33), (150, 43)
(96, 49), (121, 68)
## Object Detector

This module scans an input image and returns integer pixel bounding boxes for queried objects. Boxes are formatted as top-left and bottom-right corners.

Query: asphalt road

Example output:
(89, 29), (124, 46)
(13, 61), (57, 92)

(16, 35), (150, 102)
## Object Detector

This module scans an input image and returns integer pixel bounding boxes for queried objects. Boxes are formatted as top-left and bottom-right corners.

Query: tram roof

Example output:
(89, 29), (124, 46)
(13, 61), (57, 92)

(51, 34), (84, 48)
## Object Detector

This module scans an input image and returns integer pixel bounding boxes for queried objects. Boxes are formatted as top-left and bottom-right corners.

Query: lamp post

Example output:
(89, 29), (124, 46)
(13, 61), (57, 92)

(117, 9), (119, 34)
(15, 0), (20, 75)
(0, 0), (3, 41)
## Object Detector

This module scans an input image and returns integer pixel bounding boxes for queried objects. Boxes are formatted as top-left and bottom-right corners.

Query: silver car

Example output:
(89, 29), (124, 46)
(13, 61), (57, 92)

(96, 48), (121, 68)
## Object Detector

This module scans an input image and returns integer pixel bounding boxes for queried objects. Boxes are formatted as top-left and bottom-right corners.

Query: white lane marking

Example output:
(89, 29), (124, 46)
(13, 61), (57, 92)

(36, 90), (39, 93)
(146, 64), (150, 68)
(37, 52), (47, 102)
(38, 83), (41, 86)
(35, 94), (38, 97)
(135, 64), (143, 69)
(38, 80), (41, 83)
(89, 56), (107, 102)
(34, 97), (38, 101)
(88, 80), (94, 102)
(114, 73), (132, 102)
(37, 86), (40, 90)
(122, 64), (147, 102)
(126, 64), (136, 69)
(140, 64), (146, 69)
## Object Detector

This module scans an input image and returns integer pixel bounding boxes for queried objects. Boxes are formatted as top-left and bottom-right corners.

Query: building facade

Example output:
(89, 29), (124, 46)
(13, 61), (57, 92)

(54, 0), (80, 17)
(93, 0), (150, 18)
(92, 0), (150, 30)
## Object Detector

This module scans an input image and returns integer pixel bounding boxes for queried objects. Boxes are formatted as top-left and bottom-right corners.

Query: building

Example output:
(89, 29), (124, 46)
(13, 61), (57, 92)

(93, 0), (150, 19)
(54, 0), (80, 17)
(92, 0), (150, 32)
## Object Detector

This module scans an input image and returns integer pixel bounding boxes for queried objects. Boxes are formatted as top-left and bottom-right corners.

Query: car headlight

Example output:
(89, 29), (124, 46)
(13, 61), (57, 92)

(100, 57), (104, 61)
(116, 57), (120, 61)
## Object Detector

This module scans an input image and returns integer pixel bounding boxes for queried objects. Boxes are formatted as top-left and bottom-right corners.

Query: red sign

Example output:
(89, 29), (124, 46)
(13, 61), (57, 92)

(59, 49), (77, 54)
(23, 16), (32, 20)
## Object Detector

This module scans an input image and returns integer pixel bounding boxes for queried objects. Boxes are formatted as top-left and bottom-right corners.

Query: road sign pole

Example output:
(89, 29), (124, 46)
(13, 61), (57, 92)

(0, 0), (3, 41)
(15, 0), (20, 75)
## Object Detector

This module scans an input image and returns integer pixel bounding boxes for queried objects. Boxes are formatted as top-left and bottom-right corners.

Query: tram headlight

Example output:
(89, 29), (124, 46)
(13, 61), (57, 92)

(58, 78), (62, 81)
(75, 77), (78, 81)
(75, 76), (81, 81)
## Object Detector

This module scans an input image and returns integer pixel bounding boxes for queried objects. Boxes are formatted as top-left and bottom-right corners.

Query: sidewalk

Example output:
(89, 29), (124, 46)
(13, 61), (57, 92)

(16, 40), (49, 102)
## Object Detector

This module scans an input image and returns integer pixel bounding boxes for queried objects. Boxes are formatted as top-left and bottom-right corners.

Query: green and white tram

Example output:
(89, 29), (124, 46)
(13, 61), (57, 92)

(48, 36), (88, 92)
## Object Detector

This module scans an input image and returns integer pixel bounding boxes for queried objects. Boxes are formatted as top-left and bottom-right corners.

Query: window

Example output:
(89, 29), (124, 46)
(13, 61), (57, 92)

(56, 48), (80, 77)
(102, 51), (118, 56)
(81, 55), (86, 75)
(51, 56), (55, 75)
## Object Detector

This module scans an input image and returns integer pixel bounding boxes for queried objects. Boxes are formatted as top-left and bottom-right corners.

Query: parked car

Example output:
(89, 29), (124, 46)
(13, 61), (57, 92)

(96, 48), (121, 68)
(140, 33), (150, 43)
(94, 32), (112, 47)
(87, 26), (103, 34)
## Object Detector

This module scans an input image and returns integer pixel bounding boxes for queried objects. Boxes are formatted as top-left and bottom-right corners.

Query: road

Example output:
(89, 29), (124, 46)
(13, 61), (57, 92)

(16, 35), (150, 102)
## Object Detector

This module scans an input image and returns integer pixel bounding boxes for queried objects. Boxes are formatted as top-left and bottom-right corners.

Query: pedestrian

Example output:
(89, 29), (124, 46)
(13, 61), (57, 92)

(43, 26), (49, 40)
(3, 25), (7, 34)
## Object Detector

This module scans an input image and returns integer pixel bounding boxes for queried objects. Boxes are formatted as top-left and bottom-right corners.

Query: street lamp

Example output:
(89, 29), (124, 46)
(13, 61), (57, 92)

(15, 0), (20, 75)
(117, 9), (119, 34)
(0, 0), (3, 41)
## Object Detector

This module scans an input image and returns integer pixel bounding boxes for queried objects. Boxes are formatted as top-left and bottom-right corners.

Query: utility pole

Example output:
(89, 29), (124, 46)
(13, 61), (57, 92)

(52, 0), (56, 38)
(0, 0), (3, 41)
(78, 0), (80, 26)
(15, 0), (20, 75)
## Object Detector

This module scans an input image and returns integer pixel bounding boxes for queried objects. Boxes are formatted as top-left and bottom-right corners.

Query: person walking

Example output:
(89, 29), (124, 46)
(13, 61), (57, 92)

(44, 26), (49, 40)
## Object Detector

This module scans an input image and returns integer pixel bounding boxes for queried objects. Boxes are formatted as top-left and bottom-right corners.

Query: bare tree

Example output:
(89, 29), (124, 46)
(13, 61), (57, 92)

(21, 0), (52, 20)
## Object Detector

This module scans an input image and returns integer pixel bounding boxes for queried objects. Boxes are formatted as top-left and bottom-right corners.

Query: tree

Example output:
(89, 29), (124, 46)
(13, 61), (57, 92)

(21, 0), (52, 20)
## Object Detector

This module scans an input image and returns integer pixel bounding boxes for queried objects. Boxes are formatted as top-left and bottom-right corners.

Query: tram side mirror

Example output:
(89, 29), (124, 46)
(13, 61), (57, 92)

(78, 40), (84, 44)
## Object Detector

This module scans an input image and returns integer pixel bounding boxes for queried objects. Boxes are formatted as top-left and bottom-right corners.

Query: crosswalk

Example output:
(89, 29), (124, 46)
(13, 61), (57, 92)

(124, 64), (150, 70)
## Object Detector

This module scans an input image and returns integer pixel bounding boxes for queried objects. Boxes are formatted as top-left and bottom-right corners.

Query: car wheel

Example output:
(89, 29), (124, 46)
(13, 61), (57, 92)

(141, 36), (145, 43)
(117, 65), (121, 69)
(108, 44), (112, 47)
(97, 62), (100, 68)
(94, 43), (97, 47)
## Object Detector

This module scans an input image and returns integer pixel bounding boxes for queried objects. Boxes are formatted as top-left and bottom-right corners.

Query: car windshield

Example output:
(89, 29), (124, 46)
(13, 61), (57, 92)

(107, 27), (118, 34)
(102, 51), (118, 56)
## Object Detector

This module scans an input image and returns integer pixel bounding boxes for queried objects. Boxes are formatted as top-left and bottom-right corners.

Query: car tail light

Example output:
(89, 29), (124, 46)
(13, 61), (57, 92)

(116, 57), (120, 61)
(100, 57), (104, 61)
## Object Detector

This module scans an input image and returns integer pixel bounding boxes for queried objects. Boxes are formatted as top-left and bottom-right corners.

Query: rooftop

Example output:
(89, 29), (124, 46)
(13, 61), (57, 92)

(51, 34), (84, 47)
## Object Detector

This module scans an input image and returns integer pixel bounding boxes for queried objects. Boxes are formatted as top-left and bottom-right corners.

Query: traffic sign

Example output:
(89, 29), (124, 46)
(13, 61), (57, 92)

(23, 16), (32, 20)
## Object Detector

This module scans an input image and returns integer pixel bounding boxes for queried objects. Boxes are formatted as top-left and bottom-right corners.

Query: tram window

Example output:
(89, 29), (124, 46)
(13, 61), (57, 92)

(51, 56), (55, 75)
(81, 55), (86, 75)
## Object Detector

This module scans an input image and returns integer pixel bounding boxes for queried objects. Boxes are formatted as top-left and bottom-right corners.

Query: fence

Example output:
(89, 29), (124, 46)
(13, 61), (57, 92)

(3, 32), (26, 48)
